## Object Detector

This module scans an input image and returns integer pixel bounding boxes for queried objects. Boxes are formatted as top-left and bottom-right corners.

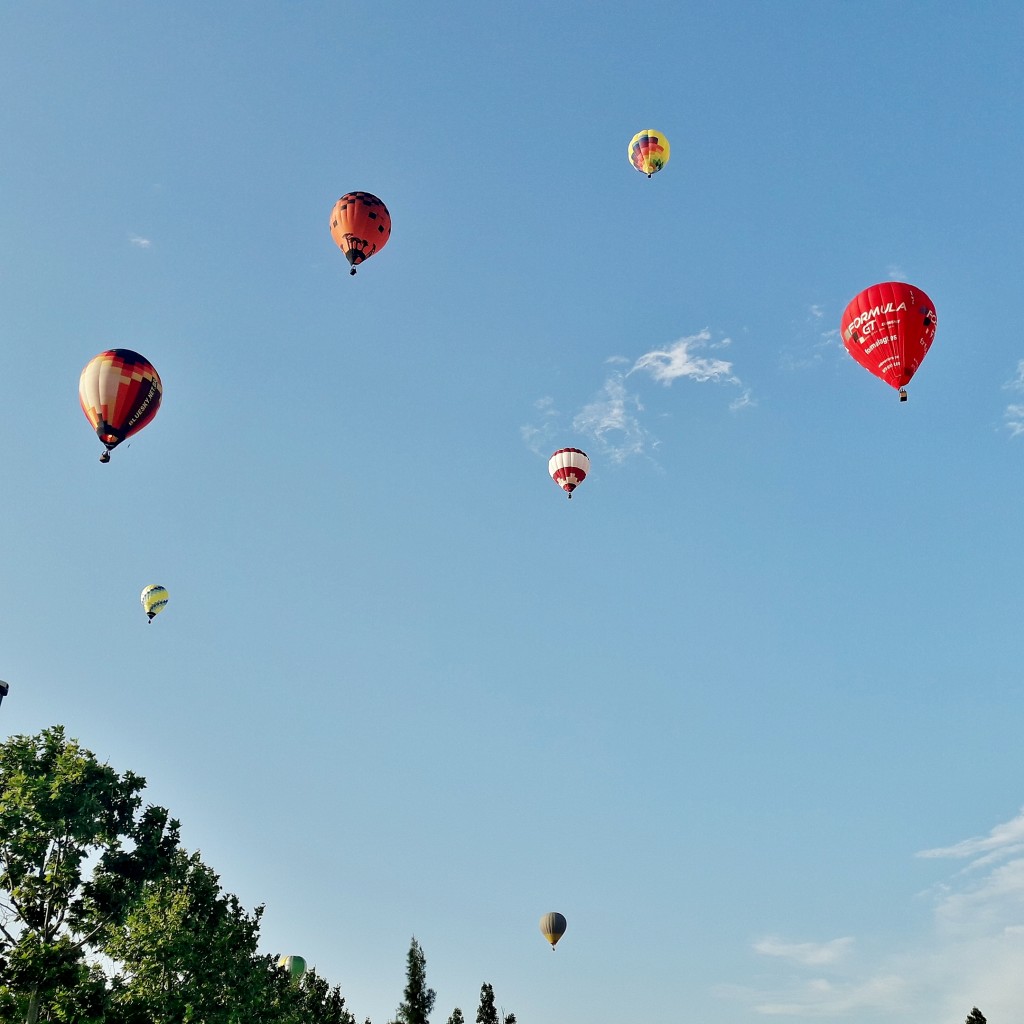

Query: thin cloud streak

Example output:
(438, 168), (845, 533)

(753, 936), (854, 966)
(1003, 361), (1024, 437)
(129, 235), (152, 249)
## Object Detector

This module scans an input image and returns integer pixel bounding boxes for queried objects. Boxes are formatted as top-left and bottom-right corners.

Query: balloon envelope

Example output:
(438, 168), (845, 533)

(277, 955), (306, 980)
(548, 448), (589, 498)
(330, 192), (392, 274)
(140, 585), (169, 622)
(539, 912), (567, 948)
(79, 349), (162, 457)
(628, 129), (670, 177)
(840, 282), (936, 396)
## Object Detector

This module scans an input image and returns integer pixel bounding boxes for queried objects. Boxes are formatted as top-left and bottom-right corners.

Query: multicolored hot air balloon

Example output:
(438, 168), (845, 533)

(841, 282), (937, 401)
(79, 349), (162, 462)
(548, 449), (589, 499)
(141, 585), (169, 623)
(330, 192), (392, 275)
(539, 912), (566, 949)
(277, 955), (307, 981)
(628, 129), (670, 177)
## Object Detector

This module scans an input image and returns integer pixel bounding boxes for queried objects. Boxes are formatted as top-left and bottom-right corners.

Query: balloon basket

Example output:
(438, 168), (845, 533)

(899, 389), (908, 402)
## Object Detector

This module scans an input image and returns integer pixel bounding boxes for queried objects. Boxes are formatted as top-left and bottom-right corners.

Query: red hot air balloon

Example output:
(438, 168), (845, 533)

(548, 448), (589, 499)
(79, 349), (163, 462)
(330, 192), (392, 275)
(840, 282), (936, 401)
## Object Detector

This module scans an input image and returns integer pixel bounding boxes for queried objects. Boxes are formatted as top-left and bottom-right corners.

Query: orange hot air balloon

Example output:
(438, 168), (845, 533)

(330, 192), (392, 275)
(79, 349), (162, 463)
(840, 282), (936, 401)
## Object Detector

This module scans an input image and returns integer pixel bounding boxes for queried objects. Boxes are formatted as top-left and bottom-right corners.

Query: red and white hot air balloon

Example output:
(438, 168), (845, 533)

(79, 349), (163, 462)
(840, 282), (936, 401)
(548, 448), (589, 499)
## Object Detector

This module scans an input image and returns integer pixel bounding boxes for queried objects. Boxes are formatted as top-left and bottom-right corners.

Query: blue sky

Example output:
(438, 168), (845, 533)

(2, 2), (1024, 1022)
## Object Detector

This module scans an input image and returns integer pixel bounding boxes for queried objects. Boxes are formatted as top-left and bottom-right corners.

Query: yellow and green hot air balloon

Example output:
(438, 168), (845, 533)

(627, 129), (670, 178)
(141, 585), (169, 623)
(539, 912), (567, 949)
(277, 955), (306, 981)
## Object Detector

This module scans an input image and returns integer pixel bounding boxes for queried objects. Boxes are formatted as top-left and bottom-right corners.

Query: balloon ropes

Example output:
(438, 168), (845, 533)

(277, 955), (307, 981)
(539, 912), (567, 949)
(628, 129), (670, 178)
(549, 449), (589, 499)
(140, 585), (169, 623)
(79, 349), (162, 462)
(840, 282), (936, 401)
(330, 192), (392, 275)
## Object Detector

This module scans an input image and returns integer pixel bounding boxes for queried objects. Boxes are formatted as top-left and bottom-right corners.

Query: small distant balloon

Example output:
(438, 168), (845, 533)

(277, 955), (307, 980)
(628, 129), (670, 178)
(141, 585), (169, 623)
(79, 349), (162, 462)
(330, 192), (392, 275)
(0, 681), (8, 708)
(548, 449), (589, 499)
(539, 912), (566, 949)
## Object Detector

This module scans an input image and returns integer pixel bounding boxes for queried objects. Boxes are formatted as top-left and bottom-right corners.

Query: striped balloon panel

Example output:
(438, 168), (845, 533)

(548, 448), (590, 493)
(628, 129), (670, 175)
(79, 349), (162, 449)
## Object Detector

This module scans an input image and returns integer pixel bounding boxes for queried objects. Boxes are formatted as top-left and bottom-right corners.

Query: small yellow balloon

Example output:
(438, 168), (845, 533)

(140, 585), (169, 623)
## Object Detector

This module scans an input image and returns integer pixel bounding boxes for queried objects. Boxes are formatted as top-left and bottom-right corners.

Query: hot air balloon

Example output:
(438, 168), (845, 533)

(628, 129), (670, 178)
(141, 585), (169, 623)
(277, 955), (307, 981)
(840, 282), (936, 401)
(79, 349), (162, 462)
(0, 681), (8, 709)
(330, 192), (392, 275)
(539, 912), (566, 949)
(549, 448), (589, 499)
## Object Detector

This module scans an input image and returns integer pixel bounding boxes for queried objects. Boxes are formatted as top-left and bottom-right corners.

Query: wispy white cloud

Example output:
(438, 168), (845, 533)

(522, 329), (748, 465)
(571, 373), (649, 464)
(129, 235), (152, 249)
(754, 936), (854, 966)
(520, 397), (560, 455)
(1003, 362), (1024, 437)
(722, 807), (1024, 1021)
(918, 807), (1024, 863)
(630, 330), (739, 386)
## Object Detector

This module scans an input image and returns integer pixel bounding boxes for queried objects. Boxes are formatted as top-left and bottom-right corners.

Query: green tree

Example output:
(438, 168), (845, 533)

(475, 984), (497, 1024)
(392, 938), (435, 1024)
(446, 1010), (464, 1024)
(0, 726), (180, 1024)
(474, 984), (513, 1024)
(102, 848), (269, 1024)
(966, 1010), (986, 1024)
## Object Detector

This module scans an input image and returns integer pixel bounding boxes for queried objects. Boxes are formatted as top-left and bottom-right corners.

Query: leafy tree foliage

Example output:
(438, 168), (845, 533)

(966, 1010), (986, 1024)
(0, 726), (179, 1024)
(474, 984), (513, 1024)
(101, 848), (269, 1023)
(393, 938), (435, 1024)
(446, 1009), (464, 1024)
(475, 984), (497, 1024)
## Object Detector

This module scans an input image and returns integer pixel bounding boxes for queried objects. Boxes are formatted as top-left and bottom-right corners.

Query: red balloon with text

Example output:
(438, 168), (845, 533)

(840, 282), (936, 401)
